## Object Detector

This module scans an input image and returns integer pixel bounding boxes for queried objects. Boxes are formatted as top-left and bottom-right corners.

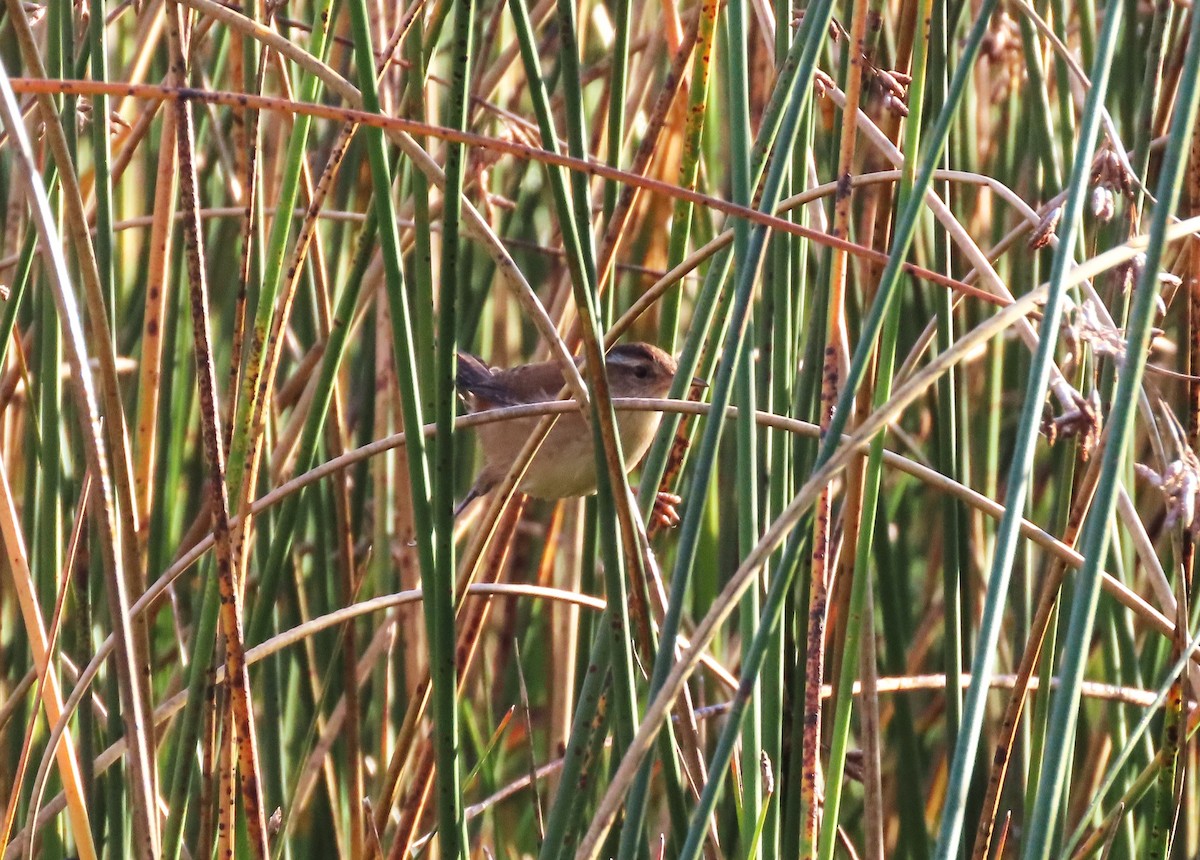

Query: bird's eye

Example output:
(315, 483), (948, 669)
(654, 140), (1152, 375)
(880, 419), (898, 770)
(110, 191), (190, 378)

(635, 366), (649, 378)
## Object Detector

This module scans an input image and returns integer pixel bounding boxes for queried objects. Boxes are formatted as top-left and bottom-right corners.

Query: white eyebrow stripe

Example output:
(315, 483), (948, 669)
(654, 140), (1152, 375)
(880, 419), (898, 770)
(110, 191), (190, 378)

(607, 347), (654, 365)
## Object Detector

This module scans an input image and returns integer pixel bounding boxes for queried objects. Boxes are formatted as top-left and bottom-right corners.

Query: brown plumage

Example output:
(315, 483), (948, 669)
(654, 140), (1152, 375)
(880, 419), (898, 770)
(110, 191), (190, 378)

(455, 343), (679, 510)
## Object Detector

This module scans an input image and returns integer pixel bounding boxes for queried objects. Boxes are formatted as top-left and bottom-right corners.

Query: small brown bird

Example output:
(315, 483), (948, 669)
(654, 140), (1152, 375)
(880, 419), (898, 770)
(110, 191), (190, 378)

(455, 342), (685, 519)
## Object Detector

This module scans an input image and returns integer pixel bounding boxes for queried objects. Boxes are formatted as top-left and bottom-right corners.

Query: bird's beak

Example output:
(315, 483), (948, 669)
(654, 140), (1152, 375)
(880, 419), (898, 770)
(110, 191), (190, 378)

(690, 377), (708, 389)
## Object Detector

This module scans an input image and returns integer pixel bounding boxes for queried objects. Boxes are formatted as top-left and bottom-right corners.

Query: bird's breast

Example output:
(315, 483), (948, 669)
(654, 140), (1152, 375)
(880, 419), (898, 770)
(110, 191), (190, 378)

(477, 408), (665, 499)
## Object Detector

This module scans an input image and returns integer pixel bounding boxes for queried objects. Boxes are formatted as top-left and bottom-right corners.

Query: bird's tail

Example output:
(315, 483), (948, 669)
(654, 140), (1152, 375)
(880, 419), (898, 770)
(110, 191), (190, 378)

(455, 352), (493, 393)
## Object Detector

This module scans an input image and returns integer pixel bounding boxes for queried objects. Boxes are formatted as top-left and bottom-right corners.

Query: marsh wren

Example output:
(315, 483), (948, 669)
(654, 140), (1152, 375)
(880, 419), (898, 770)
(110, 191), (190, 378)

(455, 342), (686, 518)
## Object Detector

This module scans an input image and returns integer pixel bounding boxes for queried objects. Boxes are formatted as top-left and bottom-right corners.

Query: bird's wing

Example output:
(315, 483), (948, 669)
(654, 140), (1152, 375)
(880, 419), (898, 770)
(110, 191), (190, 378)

(502, 362), (568, 403)
(456, 353), (574, 408)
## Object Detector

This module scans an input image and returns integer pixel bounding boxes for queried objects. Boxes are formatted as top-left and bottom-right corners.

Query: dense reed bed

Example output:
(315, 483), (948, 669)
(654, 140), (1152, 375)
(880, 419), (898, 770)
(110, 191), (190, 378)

(1, 0), (1200, 857)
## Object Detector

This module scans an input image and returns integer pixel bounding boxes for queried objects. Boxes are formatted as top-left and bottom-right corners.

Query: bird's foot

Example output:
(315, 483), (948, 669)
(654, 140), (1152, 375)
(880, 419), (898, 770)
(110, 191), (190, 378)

(651, 491), (682, 529)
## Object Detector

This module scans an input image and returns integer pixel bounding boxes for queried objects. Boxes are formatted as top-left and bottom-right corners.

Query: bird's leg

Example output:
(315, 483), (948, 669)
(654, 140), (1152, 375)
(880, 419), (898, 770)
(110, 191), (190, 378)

(453, 487), (482, 519)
